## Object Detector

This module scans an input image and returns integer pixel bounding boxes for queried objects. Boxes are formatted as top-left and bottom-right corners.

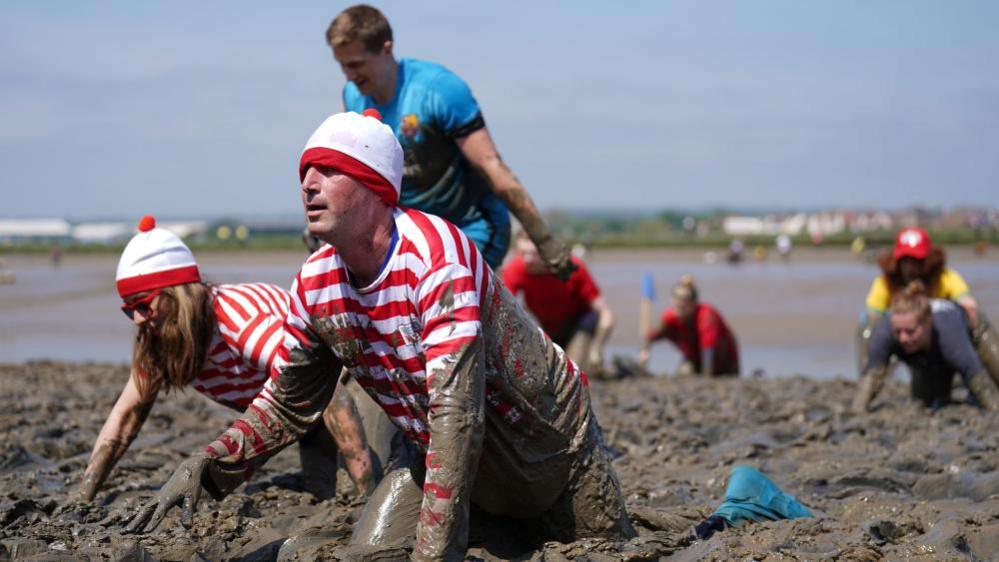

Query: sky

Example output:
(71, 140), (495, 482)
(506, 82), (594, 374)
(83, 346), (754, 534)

(1, 1), (997, 220)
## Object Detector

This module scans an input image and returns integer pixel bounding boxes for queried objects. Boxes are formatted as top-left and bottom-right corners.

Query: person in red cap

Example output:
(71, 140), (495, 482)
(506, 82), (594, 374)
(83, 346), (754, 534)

(502, 230), (615, 377)
(865, 228), (977, 320)
(638, 275), (740, 377)
(78, 215), (380, 504)
(858, 227), (997, 383)
(126, 111), (634, 560)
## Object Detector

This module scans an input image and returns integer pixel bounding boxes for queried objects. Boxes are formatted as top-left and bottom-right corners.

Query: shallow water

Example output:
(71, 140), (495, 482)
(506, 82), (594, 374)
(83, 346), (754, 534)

(1, 248), (996, 380)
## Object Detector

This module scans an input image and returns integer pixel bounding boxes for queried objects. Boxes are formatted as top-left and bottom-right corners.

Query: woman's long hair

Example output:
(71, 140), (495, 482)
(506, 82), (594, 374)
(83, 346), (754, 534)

(877, 246), (946, 300)
(132, 282), (216, 400)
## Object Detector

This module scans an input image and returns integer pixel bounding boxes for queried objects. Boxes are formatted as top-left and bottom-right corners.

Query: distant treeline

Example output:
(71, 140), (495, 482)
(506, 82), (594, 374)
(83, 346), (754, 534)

(3, 215), (996, 254)
(545, 210), (998, 249)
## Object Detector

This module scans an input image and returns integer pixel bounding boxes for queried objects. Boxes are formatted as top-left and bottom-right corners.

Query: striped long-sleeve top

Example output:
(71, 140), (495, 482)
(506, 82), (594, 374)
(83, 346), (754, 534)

(204, 208), (594, 559)
(190, 283), (290, 410)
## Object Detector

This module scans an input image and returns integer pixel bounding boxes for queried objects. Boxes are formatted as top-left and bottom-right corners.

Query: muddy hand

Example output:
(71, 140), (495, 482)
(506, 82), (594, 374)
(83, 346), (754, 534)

(538, 236), (576, 281)
(124, 456), (211, 533)
(75, 470), (102, 503)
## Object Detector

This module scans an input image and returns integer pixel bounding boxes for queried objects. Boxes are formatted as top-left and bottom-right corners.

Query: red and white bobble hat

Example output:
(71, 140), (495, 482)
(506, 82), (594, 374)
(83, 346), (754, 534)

(115, 215), (201, 298)
(298, 109), (404, 206)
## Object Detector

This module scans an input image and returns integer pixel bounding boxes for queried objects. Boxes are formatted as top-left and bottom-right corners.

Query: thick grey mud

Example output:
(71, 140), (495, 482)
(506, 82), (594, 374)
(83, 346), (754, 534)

(1, 362), (997, 560)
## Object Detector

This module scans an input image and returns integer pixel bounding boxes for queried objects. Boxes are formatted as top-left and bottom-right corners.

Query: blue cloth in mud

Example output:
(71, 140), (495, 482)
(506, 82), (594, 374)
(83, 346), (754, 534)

(711, 465), (812, 526)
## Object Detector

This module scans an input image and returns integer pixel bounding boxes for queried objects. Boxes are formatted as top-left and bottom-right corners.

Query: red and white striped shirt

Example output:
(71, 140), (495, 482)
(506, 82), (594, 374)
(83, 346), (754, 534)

(208, 209), (593, 557)
(283, 209), (503, 446)
(189, 283), (289, 409)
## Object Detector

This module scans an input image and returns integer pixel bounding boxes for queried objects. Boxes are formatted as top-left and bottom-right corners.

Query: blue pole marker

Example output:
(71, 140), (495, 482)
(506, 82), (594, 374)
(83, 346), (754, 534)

(641, 272), (656, 301)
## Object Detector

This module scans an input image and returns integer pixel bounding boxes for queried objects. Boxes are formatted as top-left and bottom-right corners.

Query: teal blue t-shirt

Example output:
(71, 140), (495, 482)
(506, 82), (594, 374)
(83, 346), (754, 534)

(343, 58), (503, 228)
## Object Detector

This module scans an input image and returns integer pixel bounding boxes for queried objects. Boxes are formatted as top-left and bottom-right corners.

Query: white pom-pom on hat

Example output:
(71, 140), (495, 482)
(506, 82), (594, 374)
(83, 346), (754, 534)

(115, 214), (201, 298)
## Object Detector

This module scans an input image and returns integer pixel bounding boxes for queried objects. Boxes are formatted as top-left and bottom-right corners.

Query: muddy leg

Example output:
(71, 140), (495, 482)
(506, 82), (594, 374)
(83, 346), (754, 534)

(325, 382), (381, 496)
(539, 420), (635, 542)
(350, 437), (425, 548)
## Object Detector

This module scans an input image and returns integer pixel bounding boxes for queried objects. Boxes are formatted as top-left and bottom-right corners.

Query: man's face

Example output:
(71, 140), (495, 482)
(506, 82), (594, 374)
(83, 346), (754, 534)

(898, 257), (922, 283)
(332, 40), (393, 97)
(516, 237), (547, 275)
(301, 166), (375, 240)
(891, 311), (932, 354)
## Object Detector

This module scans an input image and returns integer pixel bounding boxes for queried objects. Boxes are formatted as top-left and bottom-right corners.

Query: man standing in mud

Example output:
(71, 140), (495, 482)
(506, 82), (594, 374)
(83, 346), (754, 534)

(126, 111), (634, 560)
(324, 4), (575, 277)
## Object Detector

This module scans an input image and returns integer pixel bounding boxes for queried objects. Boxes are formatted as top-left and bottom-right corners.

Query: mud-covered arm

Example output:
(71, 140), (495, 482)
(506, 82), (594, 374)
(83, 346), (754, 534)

(639, 317), (672, 366)
(456, 127), (574, 280)
(935, 308), (984, 388)
(852, 365), (890, 413)
(413, 265), (487, 561)
(852, 320), (894, 413)
(199, 339), (342, 496)
(199, 279), (343, 497)
(934, 310), (996, 410)
(79, 369), (158, 501)
(645, 309), (677, 345)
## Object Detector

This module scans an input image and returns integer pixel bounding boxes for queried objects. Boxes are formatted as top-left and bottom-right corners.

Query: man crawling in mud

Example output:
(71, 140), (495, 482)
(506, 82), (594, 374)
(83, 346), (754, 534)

(125, 110), (634, 560)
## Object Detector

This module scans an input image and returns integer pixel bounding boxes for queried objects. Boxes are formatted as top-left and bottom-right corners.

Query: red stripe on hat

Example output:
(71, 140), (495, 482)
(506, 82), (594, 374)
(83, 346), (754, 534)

(117, 265), (201, 298)
(299, 147), (398, 206)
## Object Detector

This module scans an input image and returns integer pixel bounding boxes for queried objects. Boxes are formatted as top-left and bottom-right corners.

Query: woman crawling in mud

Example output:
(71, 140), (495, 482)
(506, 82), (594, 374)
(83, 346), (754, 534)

(853, 281), (999, 413)
(638, 274), (740, 377)
(77, 215), (379, 504)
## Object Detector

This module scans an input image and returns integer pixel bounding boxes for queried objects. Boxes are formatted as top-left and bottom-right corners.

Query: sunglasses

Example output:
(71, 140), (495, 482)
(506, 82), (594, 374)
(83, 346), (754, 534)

(121, 289), (162, 320)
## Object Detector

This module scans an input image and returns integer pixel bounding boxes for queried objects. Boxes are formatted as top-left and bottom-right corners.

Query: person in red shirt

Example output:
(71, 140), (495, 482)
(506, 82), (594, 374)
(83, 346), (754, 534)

(639, 275), (739, 377)
(503, 231), (615, 376)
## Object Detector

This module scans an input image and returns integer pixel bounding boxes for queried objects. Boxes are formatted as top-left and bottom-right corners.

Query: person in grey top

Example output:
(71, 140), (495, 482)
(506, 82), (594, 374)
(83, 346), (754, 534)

(853, 281), (999, 412)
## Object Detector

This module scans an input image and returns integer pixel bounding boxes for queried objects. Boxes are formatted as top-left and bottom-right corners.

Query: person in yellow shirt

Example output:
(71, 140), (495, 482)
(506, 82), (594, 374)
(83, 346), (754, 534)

(864, 228), (975, 321)
(857, 228), (998, 387)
